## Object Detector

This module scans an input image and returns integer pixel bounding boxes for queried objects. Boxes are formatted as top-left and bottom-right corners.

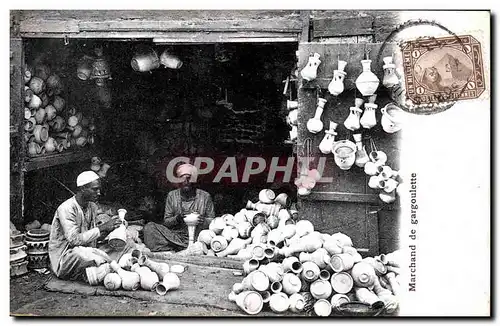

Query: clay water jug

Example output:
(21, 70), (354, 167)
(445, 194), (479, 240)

(131, 264), (159, 291)
(43, 137), (56, 153)
(197, 229), (216, 246)
(233, 209), (247, 224)
(243, 258), (260, 275)
(274, 193), (291, 208)
(332, 140), (356, 170)
(246, 202), (280, 217)
(108, 210), (127, 249)
(319, 269), (331, 281)
(354, 287), (383, 308)
(368, 174), (385, 189)
(382, 56), (399, 88)
(242, 270), (270, 292)
(351, 262), (377, 288)
(307, 98), (327, 134)
(364, 161), (379, 176)
(329, 253), (355, 272)
(266, 215), (279, 229)
(379, 190), (396, 204)
(29, 77), (45, 95)
(24, 86), (33, 104)
(103, 272), (122, 290)
(138, 255), (170, 280)
(160, 50), (183, 69)
(381, 103), (404, 133)
(131, 48), (160, 72)
(369, 150), (388, 166)
(228, 291), (264, 315)
(355, 59), (379, 96)
(258, 189), (276, 204)
(209, 217), (226, 235)
(319, 121), (338, 154)
(382, 178), (399, 193)
(269, 292), (290, 313)
(24, 117), (36, 132)
(34, 108), (46, 124)
(27, 142), (40, 157)
(287, 100), (298, 110)
(330, 272), (354, 294)
(288, 293), (306, 313)
(33, 124), (49, 144)
(221, 226), (239, 242)
(313, 299), (332, 317)
(385, 272), (400, 296)
(266, 228), (282, 247)
(290, 220), (314, 240)
(23, 65), (33, 84)
(237, 221), (253, 239)
(28, 94), (42, 109)
(110, 261), (140, 290)
(299, 248), (330, 269)
(221, 213), (236, 226)
(156, 272), (180, 295)
(360, 94), (378, 129)
(301, 261), (321, 282)
(210, 235), (228, 253)
(282, 272), (302, 295)
(322, 237), (343, 256)
(251, 244), (266, 260)
(183, 213), (200, 247)
(270, 281), (282, 293)
(118, 253), (138, 270)
(49, 116), (66, 132)
(310, 279), (333, 300)
(217, 237), (252, 257)
(352, 133), (369, 168)
(289, 125), (298, 141)
(300, 52), (321, 81)
(85, 263), (112, 286)
(362, 257), (387, 276)
(328, 60), (347, 96)
(287, 108), (298, 126)
(330, 293), (350, 307)
(264, 246), (277, 260)
(52, 96), (65, 112)
(343, 105), (363, 131)
(259, 262), (284, 283)
(282, 256), (303, 274)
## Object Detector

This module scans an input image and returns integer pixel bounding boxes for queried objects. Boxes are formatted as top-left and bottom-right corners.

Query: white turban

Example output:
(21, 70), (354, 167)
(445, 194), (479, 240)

(176, 163), (198, 180)
(77, 171), (100, 187)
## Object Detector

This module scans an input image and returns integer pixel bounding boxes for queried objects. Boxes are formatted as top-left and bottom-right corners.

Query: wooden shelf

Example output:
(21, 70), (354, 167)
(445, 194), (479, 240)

(25, 149), (94, 171)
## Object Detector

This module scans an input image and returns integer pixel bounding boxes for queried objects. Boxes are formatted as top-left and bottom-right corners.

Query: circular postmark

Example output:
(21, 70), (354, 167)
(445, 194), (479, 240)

(376, 19), (481, 115)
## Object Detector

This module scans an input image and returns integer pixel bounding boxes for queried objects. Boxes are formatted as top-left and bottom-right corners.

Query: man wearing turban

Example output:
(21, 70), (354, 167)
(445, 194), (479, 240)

(143, 163), (215, 252)
(49, 171), (134, 284)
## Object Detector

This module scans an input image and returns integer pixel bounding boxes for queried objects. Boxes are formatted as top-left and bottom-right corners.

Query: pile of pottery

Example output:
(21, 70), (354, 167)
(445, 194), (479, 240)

(23, 63), (96, 157)
(227, 223), (402, 316)
(10, 224), (28, 277)
(186, 189), (296, 257)
(86, 249), (185, 296)
(25, 229), (50, 269)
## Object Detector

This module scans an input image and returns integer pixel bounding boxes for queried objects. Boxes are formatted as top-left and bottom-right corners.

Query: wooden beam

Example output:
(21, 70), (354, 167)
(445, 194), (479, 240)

(299, 10), (311, 42)
(148, 252), (243, 270)
(301, 191), (380, 204)
(25, 150), (94, 172)
(312, 16), (374, 38)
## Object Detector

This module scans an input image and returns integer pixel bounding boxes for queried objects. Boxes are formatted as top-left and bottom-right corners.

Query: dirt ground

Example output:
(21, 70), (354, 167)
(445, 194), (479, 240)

(10, 271), (247, 317)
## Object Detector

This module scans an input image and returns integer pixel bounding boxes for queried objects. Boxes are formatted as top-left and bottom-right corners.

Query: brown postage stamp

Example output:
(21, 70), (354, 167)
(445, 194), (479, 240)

(401, 35), (485, 105)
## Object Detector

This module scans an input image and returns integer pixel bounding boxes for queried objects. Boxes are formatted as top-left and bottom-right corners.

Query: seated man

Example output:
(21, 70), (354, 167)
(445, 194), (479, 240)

(49, 171), (128, 284)
(144, 163), (215, 252)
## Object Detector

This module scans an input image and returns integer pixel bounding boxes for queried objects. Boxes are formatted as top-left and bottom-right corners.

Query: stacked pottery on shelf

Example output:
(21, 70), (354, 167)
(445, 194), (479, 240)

(23, 62), (96, 157)
(10, 226), (28, 277)
(25, 228), (50, 270)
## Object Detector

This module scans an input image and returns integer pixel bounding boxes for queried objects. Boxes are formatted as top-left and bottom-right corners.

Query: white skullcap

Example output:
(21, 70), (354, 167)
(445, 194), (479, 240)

(176, 163), (198, 179)
(77, 171), (100, 187)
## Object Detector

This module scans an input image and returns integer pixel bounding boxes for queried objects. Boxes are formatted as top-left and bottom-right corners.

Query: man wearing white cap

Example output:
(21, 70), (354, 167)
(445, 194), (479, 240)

(143, 163), (215, 252)
(48, 171), (123, 284)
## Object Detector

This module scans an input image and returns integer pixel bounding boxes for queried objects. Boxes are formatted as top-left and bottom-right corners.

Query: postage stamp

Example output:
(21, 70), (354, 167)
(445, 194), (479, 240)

(400, 35), (485, 105)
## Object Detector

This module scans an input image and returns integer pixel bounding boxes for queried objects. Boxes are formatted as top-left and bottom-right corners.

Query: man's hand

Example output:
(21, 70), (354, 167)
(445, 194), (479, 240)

(97, 216), (122, 234)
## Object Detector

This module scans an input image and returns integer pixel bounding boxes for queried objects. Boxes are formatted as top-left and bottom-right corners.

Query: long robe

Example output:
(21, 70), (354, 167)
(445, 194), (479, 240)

(143, 189), (215, 252)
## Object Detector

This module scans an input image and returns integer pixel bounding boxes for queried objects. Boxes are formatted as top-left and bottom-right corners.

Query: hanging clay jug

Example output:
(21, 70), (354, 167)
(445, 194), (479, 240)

(156, 272), (180, 295)
(269, 292), (290, 313)
(379, 190), (396, 204)
(355, 59), (379, 96)
(131, 47), (160, 72)
(382, 178), (399, 193)
(332, 140), (356, 170)
(307, 98), (327, 134)
(319, 121), (338, 154)
(343, 105), (363, 131)
(228, 291), (264, 315)
(217, 238), (252, 257)
(330, 272), (354, 294)
(382, 56), (399, 88)
(368, 175), (385, 189)
(109, 261), (140, 290)
(300, 53), (321, 81)
(103, 272), (122, 290)
(197, 229), (216, 246)
(160, 50), (183, 69)
(351, 262), (377, 288)
(289, 125), (298, 141)
(369, 150), (388, 166)
(258, 189), (276, 204)
(328, 60), (347, 96)
(209, 217), (226, 235)
(301, 261), (321, 282)
(352, 133), (369, 168)
(282, 272), (302, 295)
(310, 279), (333, 300)
(288, 293), (306, 313)
(360, 94), (378, 129)
(381, 103), (404, 133)
(364, 161), (379, 176)
(210, 235), (228, 253)
(288, 109), (298, 126)
(138, 255), (170, 280)
(313, 299), (332, 317)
